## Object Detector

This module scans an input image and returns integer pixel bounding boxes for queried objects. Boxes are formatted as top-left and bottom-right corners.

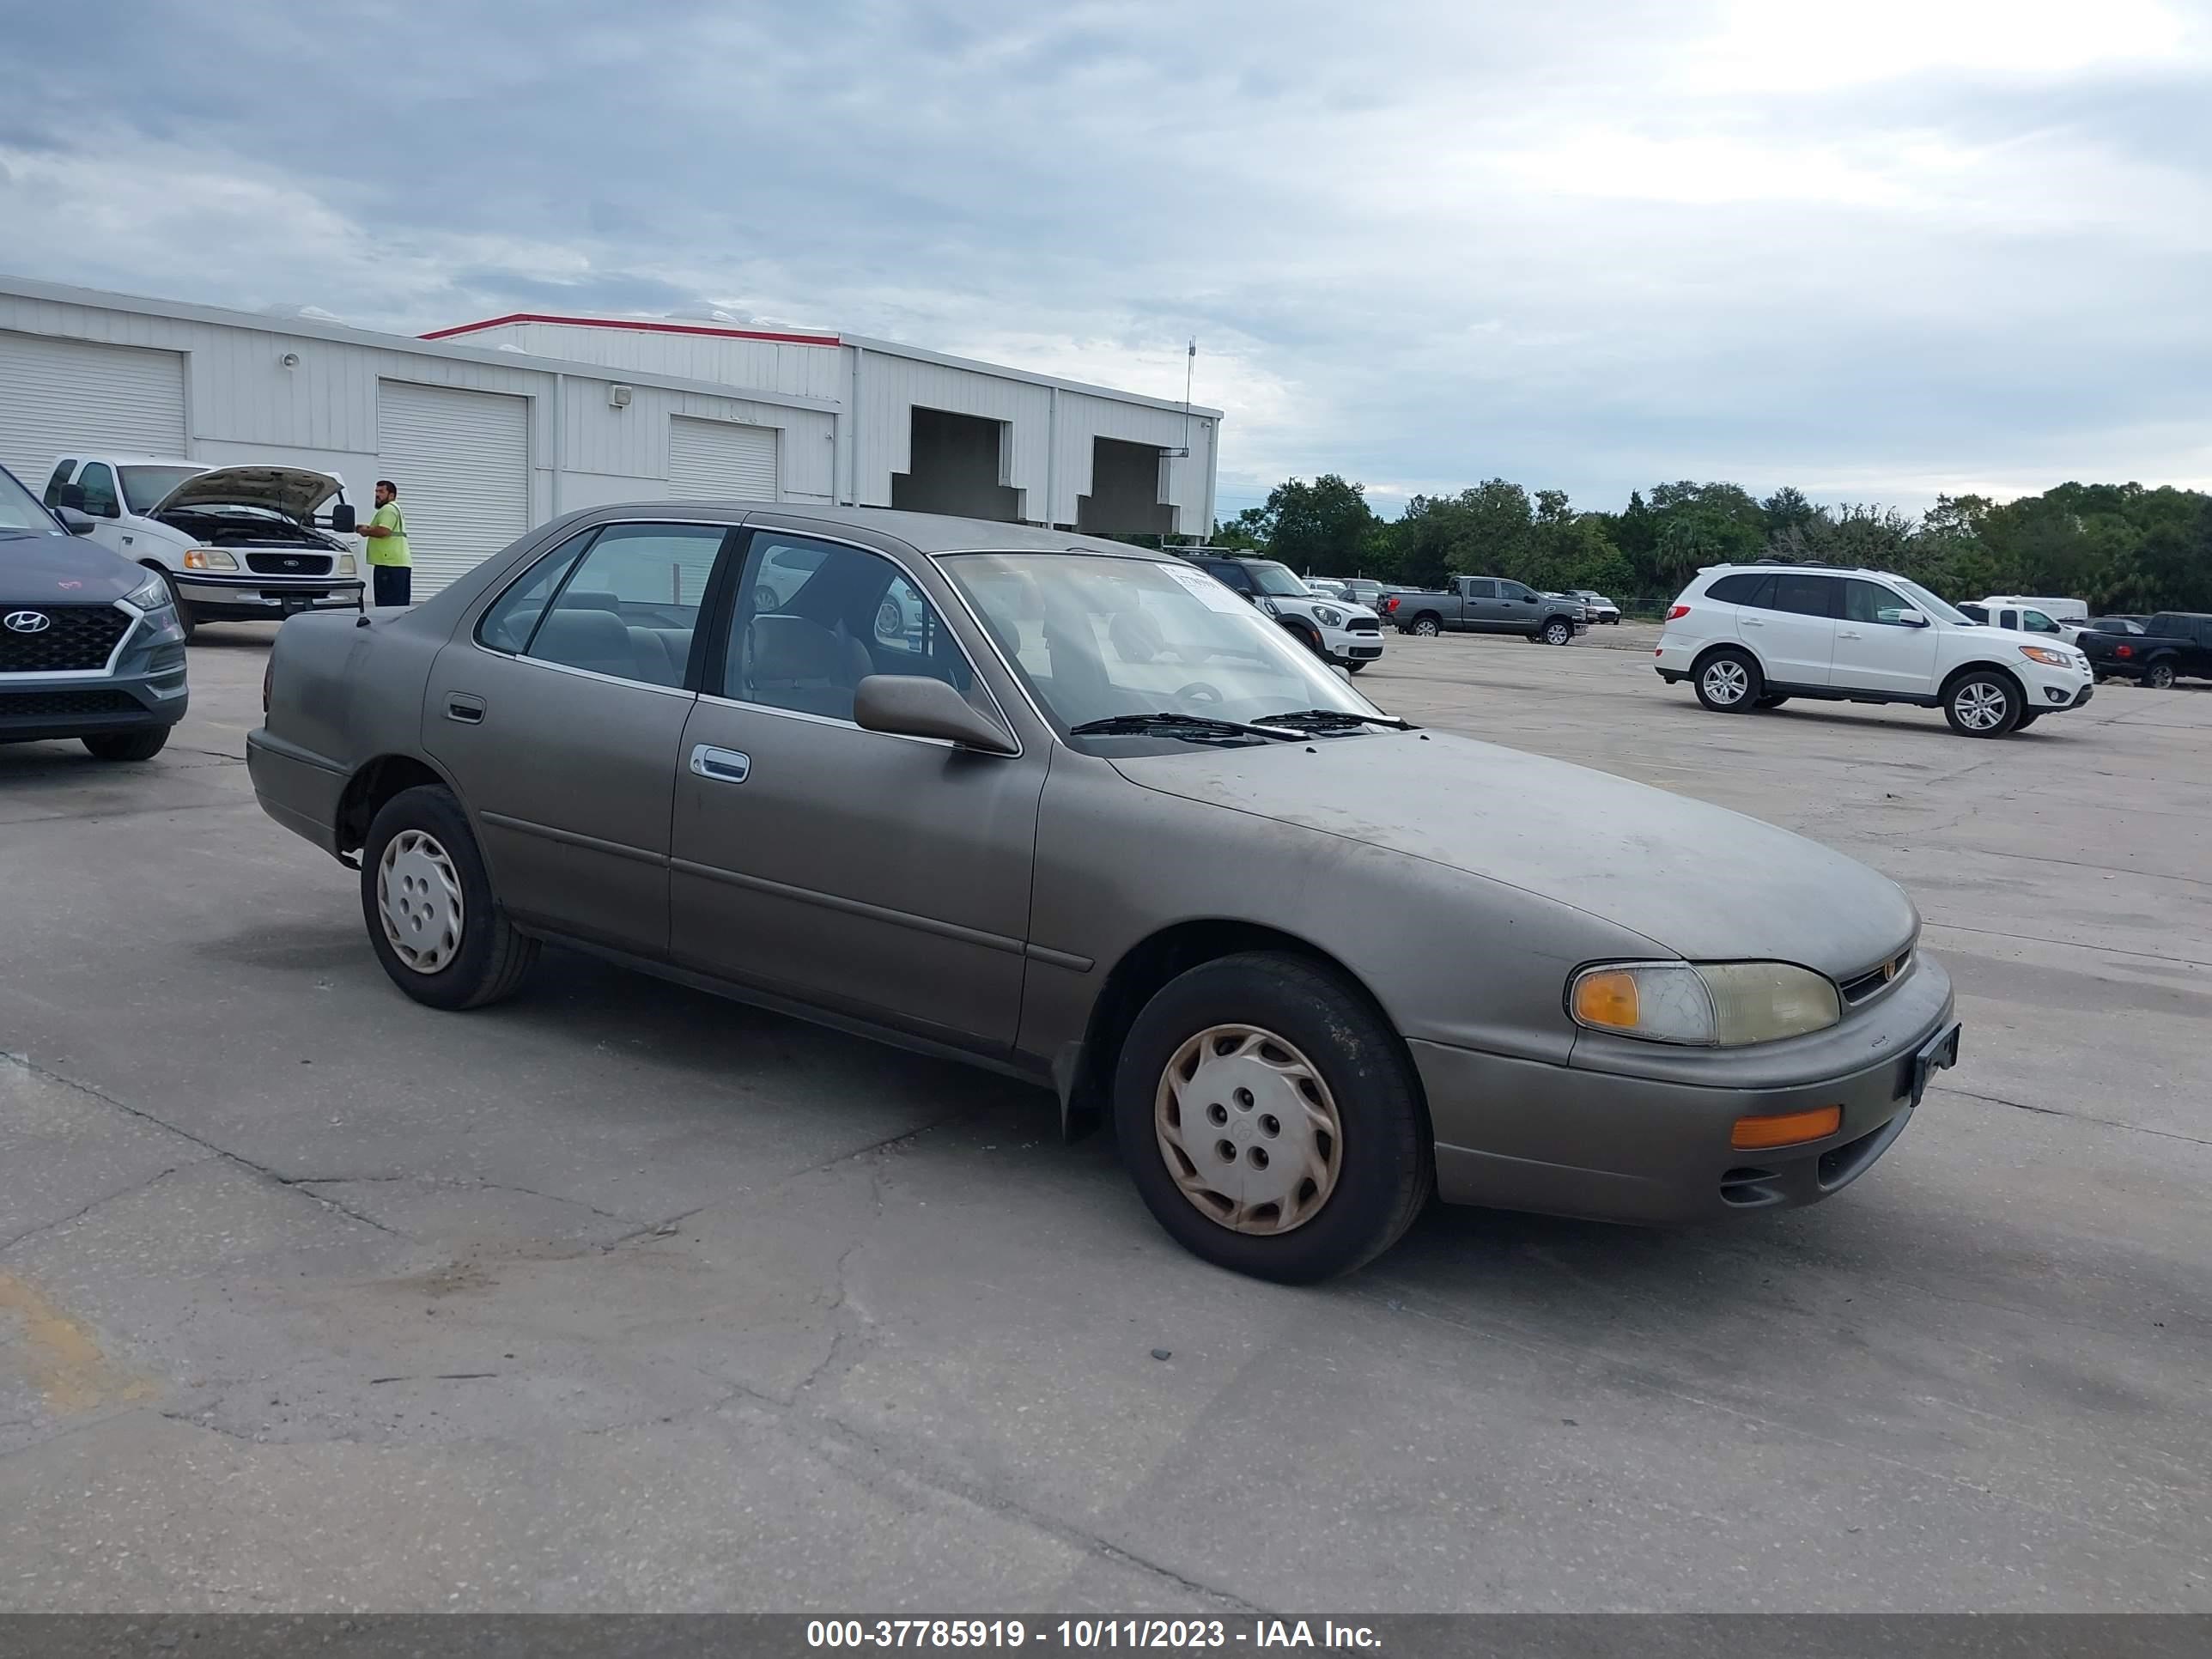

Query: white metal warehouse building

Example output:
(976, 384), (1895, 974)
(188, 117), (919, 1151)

(0, 276), (1222, 598)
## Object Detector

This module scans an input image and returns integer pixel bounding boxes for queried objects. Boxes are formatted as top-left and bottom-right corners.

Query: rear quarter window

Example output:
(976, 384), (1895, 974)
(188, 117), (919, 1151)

(1706, 572), (1775, 607)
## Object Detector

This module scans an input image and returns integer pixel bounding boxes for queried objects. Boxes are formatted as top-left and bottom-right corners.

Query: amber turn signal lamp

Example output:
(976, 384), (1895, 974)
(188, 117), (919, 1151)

(1571, 969), (1641, 1030)
(1731, 1105), (1843, 1150)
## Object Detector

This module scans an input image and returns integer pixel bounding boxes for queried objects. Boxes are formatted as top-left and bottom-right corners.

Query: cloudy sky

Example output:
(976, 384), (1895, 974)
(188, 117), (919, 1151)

(4, 0), (2209, 520)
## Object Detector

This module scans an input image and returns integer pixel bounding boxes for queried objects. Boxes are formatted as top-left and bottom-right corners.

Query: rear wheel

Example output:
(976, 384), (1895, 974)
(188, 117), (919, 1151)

(2142, 660), (2177, 690)
(362, 784), (538, 1010)
(1115, 952), (1432, 1282)
(1693, 649), (1761, 712)
(1543, 617), (1573, 646)
(1943, 670), (2022, 737)
(1408, 615), (1441, 638)
(82, 726), (169, 763)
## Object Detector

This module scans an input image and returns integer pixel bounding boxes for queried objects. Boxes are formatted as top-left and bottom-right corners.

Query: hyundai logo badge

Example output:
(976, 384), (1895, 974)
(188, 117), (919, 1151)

(3, 611), (52, 634)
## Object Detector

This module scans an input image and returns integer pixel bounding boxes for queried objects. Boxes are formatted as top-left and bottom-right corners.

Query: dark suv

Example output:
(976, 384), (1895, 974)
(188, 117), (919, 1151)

(0, 462), (190, 761)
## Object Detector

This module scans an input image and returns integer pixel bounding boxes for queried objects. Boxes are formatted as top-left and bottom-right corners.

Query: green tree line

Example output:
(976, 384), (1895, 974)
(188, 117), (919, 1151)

(1204, 474), (2212, 616)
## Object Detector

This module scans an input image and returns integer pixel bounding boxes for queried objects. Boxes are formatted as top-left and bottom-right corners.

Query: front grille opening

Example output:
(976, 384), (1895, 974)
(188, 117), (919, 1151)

(0, 605), (132, 674)
(1719, 1166), (1784, 1208)
(0, 689), (142, 719)
(1840, 948), (1913, 1004)
(244, 552), (335, 576)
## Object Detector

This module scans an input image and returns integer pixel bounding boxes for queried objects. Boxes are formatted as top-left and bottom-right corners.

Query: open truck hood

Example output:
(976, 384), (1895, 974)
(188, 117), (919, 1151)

(151, 465), (346, 522)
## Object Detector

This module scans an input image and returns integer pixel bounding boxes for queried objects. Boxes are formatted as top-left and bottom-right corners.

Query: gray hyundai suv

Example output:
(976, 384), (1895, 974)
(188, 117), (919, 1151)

(0, 461), (190, 761)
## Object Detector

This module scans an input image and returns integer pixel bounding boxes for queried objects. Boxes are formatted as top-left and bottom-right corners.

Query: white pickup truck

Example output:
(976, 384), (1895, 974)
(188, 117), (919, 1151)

(40, 454), (366, 635)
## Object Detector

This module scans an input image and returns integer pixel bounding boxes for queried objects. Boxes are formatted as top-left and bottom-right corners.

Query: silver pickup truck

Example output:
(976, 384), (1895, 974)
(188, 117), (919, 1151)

(1382, 575), (1587, 643)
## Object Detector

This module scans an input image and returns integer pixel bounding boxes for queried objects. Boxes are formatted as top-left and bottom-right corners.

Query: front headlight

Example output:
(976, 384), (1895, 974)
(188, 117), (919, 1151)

(123, 571), (173, 612)
(2018, 645), (2073, 667)
(337, 554), (358, 577)
(183, 547), (237, 571)
(1313, 605), (1345, 628)
(1568, 961), (1842, 1046)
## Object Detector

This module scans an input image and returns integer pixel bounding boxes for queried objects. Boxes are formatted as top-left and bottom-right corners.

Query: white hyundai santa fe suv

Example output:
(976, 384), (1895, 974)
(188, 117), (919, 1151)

(1655, 562), (2093, 737)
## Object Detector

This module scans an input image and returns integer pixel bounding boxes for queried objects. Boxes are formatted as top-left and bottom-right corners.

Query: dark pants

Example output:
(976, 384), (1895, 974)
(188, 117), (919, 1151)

(372, 564), (413, 607)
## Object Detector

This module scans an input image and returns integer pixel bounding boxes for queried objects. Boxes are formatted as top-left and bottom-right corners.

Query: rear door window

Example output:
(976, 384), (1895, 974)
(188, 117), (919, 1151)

(1706, 573), (1775, 607)
(1774, 574), (1837, 617)
(1462, 579), (1497, 599)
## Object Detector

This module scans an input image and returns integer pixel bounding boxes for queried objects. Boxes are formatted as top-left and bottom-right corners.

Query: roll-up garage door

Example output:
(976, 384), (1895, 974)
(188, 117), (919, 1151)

(668, 416), (778, 501)
(374, 381), (531, 598)
(0, 332), (187, 484)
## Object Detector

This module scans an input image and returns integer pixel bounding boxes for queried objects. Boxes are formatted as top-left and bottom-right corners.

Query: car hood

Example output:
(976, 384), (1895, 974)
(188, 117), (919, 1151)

(150, 465), (344, 520)
(0, 529), (145, 603)
(1112, 730), (1917, 976)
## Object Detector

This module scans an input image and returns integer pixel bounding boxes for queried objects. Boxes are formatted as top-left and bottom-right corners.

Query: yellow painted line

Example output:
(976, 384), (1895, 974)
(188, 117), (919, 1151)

(0, 1271), (157, 1414)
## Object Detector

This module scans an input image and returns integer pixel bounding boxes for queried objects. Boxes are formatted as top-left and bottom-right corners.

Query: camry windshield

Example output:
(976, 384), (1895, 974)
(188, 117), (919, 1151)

(118, 465), (206, 514)
(1891, 577), (1970, 626)
(940, 553), (1385, 734)
(0, 467), (60, 535)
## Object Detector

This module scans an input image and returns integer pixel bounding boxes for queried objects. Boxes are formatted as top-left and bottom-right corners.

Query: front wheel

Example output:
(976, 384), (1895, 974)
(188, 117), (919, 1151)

(1543, 617), (1573, 646)
(362, 784), (538, 1010)
(1943, 671), (2021, 737)
(1753, 693), (1790, 709)
(1114, 952), (1432, 1283)
(2014, 710), (2042, 729)
(82, 726), (170, 762)
(2142, 661), (2177, 690)
(1693, 649), (1762, 712)
(1344, 660), (1367, 674)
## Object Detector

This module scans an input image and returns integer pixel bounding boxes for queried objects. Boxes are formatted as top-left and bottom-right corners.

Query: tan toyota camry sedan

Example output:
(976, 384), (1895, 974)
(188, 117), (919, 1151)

(249, 506), (1960, 1281)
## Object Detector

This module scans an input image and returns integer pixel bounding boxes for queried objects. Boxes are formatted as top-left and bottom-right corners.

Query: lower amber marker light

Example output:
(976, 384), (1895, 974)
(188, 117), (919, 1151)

(1730, 1105), (1843, 1150)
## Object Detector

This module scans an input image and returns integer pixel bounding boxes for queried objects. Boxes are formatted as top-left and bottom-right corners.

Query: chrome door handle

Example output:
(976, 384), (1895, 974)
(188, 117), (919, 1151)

(690, 744), (750, 783)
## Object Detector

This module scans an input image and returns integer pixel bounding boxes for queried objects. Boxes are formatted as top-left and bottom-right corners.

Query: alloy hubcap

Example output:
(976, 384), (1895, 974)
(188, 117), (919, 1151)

(2148, 666), (2173, 688)
(1155, 1024), (1343, 1236)
(1414, 619), (1438, 636)
(1703, 660), (1749, 704)
(1547, 622), (1569, 643)
(1955, 682), (2007, 730)
(378, 829), (465, 974)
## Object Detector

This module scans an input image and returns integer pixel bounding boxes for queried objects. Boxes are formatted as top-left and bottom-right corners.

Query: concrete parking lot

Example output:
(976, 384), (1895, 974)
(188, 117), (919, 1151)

(3, 623), (2207, 1613)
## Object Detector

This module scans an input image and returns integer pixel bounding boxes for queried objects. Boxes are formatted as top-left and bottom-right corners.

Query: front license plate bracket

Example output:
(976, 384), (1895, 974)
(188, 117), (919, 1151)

(1908, 1022), (1962, 1106)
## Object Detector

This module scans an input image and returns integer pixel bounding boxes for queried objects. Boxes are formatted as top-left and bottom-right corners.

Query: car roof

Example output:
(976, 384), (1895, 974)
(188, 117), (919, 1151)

(1700, 562), (1904, 581)
(57, 453), (202, 467)
(650, 502), (1167, 560)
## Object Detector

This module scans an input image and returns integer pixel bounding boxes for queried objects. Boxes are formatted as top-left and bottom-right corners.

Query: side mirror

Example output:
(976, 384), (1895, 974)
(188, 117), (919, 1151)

(854, 674), (1019, 756)
(56, 483), (86, 511)
(55, 507), (100, 537)
(328, 502), (357, 533)
(1894, 609), (1929, 628)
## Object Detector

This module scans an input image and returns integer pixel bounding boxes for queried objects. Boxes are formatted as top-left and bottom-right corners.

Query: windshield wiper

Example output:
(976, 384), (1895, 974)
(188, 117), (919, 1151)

(1249, 708), (1417, 732)
(1069, 711), (1304, 743)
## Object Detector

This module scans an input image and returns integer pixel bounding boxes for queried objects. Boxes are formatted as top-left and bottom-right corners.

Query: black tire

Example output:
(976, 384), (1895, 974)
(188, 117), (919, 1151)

(1288, 623), (1325, 657)
(1942, 669), (2022, 737)
(82, 726), (170, 762)
(1407, 615), (1441, 638)
(2142, 660), (2177, 690)
(1692, 648), (1762, 713)
(1114, 952), (1432, 1283)
(1543, 617), (1573, 646)
(361, 784), (538, 1010)
(150, 565), (197, 641)
(1753, 693), (1790, 709)
(1345, 660), (1367, 674)
(2014, 709), (2042, 729)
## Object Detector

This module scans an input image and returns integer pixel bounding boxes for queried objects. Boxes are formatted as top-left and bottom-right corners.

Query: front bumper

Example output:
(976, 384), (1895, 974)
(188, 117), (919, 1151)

(1412, 954), (1957, 1224)
(0, 670), (187, 744)
(2018, 662), (2094, 710)
(1326, 625), (1387, 664)
(174, 570), (366, 621)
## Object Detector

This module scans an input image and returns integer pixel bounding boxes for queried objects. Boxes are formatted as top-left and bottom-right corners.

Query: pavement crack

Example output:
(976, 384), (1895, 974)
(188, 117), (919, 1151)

(0, 1162), (204, 1255)
(1928, 1083), (2212, 1150)
(298, 1174), (649, 1228)
(1, 1052), (405, 1238)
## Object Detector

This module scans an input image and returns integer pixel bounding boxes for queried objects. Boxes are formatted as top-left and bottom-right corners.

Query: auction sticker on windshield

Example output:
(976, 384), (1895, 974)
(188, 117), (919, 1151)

(1159, 562), (1248, 613)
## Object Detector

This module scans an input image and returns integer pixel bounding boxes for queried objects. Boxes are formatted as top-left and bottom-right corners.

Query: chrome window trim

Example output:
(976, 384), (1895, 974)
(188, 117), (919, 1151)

(467, 652), (698, 700)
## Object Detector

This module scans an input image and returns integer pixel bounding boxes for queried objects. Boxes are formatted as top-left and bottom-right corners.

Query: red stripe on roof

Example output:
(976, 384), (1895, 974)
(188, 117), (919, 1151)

(420, 312), (842, 347)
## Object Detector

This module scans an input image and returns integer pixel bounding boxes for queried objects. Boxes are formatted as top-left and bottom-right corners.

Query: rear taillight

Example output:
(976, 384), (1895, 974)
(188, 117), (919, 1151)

(262, 658), (272, 714)
(2116, 644), (2133, 659)
(1384, 596), (1399, 613)
(1667, 604), (1691, 621)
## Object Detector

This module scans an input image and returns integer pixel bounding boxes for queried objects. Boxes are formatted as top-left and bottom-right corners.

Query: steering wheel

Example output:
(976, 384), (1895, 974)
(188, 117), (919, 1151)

(1175, 681), (1225, 707)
